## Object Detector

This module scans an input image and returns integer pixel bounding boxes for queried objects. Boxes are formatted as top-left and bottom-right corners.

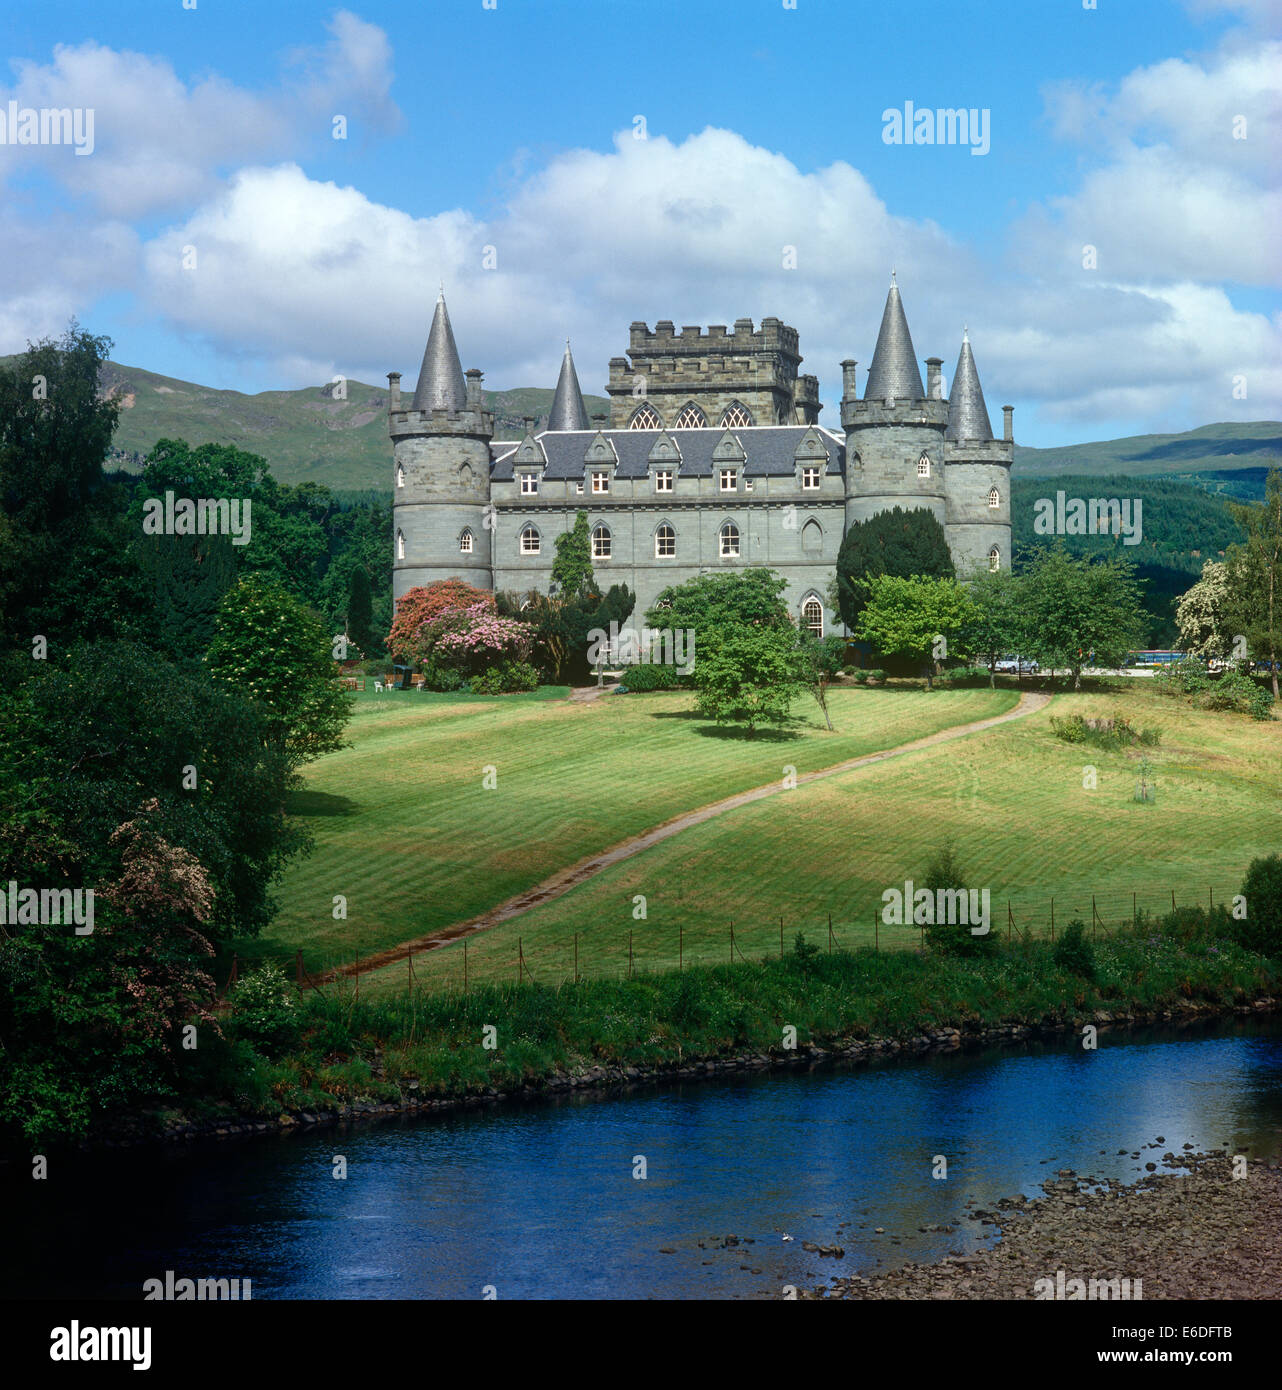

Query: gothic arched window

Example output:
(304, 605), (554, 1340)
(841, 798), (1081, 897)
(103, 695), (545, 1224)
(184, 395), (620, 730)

(918, 453), (931, 478)
(520, 525), (541, 555)
(720, 401), (753, 428)
(719, 521), (740, 558)
(629, 404), (662, 430)
(396, 464), (405, 488)
(674, 403), (707, 429)
(989, 546), (1001, 572)
(988, 486), (1000, 509)
(591, 524), (612, 560)
(655, 523), (675, 558)
(459, 529), (474, 554)
(802, 597), (823, 637)
(396, 529), (405, 560)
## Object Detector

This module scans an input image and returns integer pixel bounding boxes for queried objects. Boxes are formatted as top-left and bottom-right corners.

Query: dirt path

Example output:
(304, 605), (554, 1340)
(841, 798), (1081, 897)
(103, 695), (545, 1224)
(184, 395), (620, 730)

(319, 690), (1051, 984)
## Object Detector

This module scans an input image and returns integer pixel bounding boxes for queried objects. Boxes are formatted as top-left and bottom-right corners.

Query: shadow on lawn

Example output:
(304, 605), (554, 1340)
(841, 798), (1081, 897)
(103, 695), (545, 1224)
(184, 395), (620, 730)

(286, 789), (360, 817)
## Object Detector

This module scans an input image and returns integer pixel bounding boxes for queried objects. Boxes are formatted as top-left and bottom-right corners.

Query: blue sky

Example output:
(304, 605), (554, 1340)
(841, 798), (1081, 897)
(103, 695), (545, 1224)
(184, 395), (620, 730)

(1, 0), (1279, 446)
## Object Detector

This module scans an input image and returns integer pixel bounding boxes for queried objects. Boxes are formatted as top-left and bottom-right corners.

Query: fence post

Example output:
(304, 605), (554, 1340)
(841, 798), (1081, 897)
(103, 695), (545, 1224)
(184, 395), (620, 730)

(780, 916), (784, 959)
(1132, 891), (1137, 929)
(574, 932), (578, 985)
(1209, 887), (1213, 910)
(629, 929), (633, 980)
(517, 937), (523, 986)
(354, 953), (359, 1000)
(1172, 889), (1176, 914)
(464, 939), (468, 993)
(730, 921), (735, 964)
(828, 911), (833, 954)
(1050, 897), (1055, 942)
(874, 907), (879, 954)
(679, 925), (683, 972)
(1007, 899), (1012, 944)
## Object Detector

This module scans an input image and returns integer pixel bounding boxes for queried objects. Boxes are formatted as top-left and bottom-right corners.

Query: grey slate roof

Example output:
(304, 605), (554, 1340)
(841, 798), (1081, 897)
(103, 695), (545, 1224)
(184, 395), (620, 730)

(490, 426), (844, 481)
(864, 283), (925, 402)
(547, 342), (590, 431)
(945, 331), (993, 441)
(411, 292), (467, 412)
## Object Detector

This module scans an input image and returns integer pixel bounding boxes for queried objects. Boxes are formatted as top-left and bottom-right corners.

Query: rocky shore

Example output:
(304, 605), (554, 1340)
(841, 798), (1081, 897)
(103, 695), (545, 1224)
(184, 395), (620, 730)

(87, 993), (1277, 1152)
(803, 1151), (1282, 1300)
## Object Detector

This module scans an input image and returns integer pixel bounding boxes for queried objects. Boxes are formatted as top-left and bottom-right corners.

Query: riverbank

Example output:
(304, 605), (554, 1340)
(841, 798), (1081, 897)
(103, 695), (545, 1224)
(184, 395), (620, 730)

(803, 1150), (1282, 1300)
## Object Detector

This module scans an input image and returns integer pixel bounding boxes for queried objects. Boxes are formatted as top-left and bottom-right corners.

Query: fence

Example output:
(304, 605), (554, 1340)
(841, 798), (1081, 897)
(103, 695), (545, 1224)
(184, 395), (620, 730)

(226, 883), (1239, 1002)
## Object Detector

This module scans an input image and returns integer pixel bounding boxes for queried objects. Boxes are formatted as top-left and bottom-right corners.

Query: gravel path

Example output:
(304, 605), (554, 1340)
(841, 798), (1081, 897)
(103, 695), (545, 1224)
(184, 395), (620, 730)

(320, 690), (1050, 983)
(805, 1151), (1282, 1300)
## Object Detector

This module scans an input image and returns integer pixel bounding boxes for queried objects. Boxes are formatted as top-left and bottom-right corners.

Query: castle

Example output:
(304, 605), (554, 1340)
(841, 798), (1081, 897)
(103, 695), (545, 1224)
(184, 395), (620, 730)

(389, 279), (1012, 637)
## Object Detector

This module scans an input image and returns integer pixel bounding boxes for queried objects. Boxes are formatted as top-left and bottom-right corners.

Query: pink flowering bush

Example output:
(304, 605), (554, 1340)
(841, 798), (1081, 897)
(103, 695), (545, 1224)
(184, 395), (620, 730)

(419, 601), (538, 692)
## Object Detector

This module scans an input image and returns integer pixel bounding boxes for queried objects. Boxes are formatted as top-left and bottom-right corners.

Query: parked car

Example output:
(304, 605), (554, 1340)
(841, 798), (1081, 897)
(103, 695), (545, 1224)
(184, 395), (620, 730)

(994, 655), (1040, 674)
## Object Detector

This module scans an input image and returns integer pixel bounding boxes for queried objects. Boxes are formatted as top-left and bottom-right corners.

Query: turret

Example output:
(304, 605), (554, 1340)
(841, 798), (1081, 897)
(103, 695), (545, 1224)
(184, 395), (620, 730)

(390, 291), (494, 602)
(547, 341), (590, 431)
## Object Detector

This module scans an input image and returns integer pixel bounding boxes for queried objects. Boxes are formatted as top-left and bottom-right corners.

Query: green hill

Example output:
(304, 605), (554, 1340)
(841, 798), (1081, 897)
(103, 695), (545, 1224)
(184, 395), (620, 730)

(1013, 421), (1281, 490)
(71, 360), (611, 491)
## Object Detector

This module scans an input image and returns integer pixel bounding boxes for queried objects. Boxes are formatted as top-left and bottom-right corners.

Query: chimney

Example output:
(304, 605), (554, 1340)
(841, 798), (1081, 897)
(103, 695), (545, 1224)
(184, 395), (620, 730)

(591, 411), (607, 429)
(465, 367), (483, 410)
(523, 415), (536, 436)
(1002, 404), (1014, 441)
(387, 371), (401, 411)
(840, 359), (858, 402)
(925, 357), (943, 400)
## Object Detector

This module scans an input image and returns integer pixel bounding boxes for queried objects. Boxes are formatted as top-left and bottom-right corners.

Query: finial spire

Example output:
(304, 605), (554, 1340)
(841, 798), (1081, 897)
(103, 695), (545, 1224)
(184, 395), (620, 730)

(946, 329), (993, 442)
(864, 279), (923, 402)
(411, 290), (467, 412)
(891, 266), (897, 286)
(547, 339), (590, 431)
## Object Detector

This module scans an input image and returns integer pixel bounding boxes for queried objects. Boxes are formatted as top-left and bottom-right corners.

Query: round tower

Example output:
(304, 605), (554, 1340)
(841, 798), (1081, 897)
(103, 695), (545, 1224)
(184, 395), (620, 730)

(390, 291), (494, 602)
(841, 278), (949, 535)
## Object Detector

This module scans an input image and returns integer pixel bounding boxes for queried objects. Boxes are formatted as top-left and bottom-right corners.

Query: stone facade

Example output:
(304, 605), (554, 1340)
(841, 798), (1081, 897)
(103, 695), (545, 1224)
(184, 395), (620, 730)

(392, 286), (1013, 636)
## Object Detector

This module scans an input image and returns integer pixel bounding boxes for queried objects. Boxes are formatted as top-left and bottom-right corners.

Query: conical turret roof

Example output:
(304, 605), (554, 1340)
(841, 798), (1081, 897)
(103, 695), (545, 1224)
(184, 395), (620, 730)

(945, 329), (993, 441)
(547, 341), (590, 430)
(864, 278), (924, 402)
(411, 290), (467, 412)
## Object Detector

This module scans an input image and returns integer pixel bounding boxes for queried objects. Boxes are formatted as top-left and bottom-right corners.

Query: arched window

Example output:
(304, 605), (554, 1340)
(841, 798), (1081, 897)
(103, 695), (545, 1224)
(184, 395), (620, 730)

(459, 529), (473, 554)
(396, 529), (405, 560)
(720, 401), (753, 428)
(918, 453), (931, 478)
(655, 523), (675, 558)
(673, 403), (707, 429)
(520, 524), (541, 555)
(396, 464), (405, 488)
(802, 597), (823, 637)
(591, 524), (612, 560)
(801, 518), (823, 554)
(988, 486), (1000, 509)
(719, 521), (740, 558)
(988, 546), (1001, 572)
(629, 404), (662, 430)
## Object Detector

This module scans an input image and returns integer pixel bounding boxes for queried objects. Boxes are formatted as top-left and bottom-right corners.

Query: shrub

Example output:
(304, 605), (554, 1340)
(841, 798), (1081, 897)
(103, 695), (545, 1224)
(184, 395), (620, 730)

(469, 661), (540, 695)
(1153, 656), (1211, 696)
(421, 661), (470, 693)
(1053, 918), (1097, 981)
(1235, 854), (1282, 956)
(921, 843), (996, 957)
(850, 669), (869, 685)
(617, 663), (682, 692)
(937, 665), (990, 687)
(226, 963), (300, 1057)
(866, 669), (888, 685)
(1049, 713), (1161, 750)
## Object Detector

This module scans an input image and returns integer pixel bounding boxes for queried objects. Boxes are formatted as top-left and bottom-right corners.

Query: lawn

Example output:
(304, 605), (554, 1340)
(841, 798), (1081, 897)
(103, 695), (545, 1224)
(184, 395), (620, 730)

(360, 682), (1282, 994)
(241, 681), (1018, 976)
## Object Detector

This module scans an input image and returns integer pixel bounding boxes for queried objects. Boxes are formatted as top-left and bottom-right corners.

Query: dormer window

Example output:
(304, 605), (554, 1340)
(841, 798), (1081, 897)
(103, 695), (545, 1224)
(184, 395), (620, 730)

(520, 473), (539, 495)
(719, 468), (738, 492)
(591, 471), (610, 494)
(654, 469), (673, 492)
(802, 466), (821, 489)
(918, 453), (931, 478)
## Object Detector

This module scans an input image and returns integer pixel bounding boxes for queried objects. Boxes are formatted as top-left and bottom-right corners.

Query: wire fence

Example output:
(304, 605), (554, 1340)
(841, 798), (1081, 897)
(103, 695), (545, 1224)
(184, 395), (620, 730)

(220, 883), (1239, 1002)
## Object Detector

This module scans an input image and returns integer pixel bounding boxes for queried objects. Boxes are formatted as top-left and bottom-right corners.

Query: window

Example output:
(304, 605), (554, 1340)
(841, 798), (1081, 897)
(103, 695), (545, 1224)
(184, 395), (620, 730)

(654, 469), (673, 492)
(396, 529), (405, 560)
(396, 464), (405, 488)
(591, 524), (612, 560)
(719, 521), (740, 558)
(918, 453), (931, 478)
(629, 404), (662, 429)
(802, 598), (823, 637)
(575, 482), (584, 494)
(802, 466), (821, 489)
(520, 473), (539, 495)
(674, 403), (707, 428)
(459, 530), (473, 554)
(719, 468), (738, 492)
(988, 486), (1000, 509)
(720, 402), (753, 428)
(520, 525), (541, 555)
(988, 546), (1001, 572)
(655, 524), (675, 558)
(591, 471), (610, 494)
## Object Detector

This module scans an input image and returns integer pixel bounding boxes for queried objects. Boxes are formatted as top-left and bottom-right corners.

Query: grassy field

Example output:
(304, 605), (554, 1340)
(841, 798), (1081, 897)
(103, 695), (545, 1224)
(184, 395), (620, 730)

(356, 681), (1281, 994)
(241, 682), (1018, 977)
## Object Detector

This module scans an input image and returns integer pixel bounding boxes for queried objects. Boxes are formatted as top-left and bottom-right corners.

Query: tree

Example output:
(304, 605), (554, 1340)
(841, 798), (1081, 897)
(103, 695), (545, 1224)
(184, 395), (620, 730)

(962, 568), (1025, 686)
(1236, 853), (1282, 957)
(834, 506), (955, 630)
(136, 531), (237, 663)
(387, 579), (494, 665)
(1175, 559), (1233, 662)
(693, 625), (802, 737)
(646, 568), (791, 647)
(1017, 546), (1147, 690)
(1224, 467), (1282, 699)
(794, 632), (845, 730)
(855, 574), (976, 688)
(345, 566), (375, 657)
(550, 510), (596, 597)
(206, 573), (352, 765)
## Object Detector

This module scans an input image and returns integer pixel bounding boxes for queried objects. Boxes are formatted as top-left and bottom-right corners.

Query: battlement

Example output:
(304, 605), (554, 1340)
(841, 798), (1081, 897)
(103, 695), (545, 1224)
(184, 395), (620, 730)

(626, 317), (801, 361)
(842, 397), (949, 430)
(389, 406), (495, 440)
